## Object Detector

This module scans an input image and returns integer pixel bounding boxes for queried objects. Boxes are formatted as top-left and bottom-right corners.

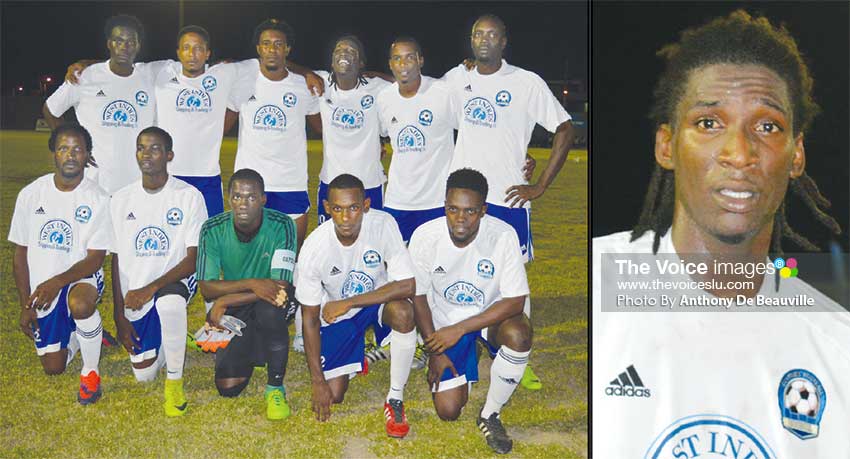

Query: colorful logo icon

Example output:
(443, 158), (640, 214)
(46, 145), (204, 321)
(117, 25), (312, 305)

(774, 257), (799, 278)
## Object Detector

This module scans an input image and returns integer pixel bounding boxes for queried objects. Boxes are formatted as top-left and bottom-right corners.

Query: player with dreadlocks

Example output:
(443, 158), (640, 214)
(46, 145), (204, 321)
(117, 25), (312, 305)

(592, 10), (850, 457)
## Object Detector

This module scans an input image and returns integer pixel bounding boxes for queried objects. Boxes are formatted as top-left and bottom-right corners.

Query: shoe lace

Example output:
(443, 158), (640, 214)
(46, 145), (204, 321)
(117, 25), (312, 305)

(388, 399), (405, 423)
(269, 389), (284, 407)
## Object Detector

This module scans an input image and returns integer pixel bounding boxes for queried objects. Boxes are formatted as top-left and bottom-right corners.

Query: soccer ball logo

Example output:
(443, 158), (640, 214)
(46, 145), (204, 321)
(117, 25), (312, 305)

(166, 207), (183, 226)
(135, 90), (149, 107)
(784, 379), (819, 417)
(495, 90), (512, 107)
(75, 205), (92, 223)
(418, 109), (433, 126)
(363, 249), (382, 267)
(202, 76), (217, 92)
(360, 95), (374, 109)
(477, 259), (495, 278)
(282, 92), (297, 107)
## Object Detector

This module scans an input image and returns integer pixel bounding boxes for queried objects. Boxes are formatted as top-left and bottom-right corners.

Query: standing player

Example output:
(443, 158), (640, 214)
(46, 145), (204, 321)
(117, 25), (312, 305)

(295, 174), (417, 438)
(43, 14), (155, 194)
(10, 124), (110, 404)
(110, 127), (207, 416)
(197, 169), (297, 420)
(409, 169), (532, 454)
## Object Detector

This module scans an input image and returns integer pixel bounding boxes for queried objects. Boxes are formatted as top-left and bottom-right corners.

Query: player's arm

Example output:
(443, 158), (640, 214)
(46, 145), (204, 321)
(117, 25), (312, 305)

(111, 254), (141, 354)
(198, 278), (288, 304)
(425, 294), (526, 354)
(302, 302), (334, 421)
(41, 103), (66, 130)
(29, 249), (106, 310)
(321, 277), (415, 324)
(205, 281), (290, 328)
(413, 294), (460, 390)
(124, 247), (198, 311)
(307, 113), (322, 135)
(64, 59), (101, 84)
(362, 70), (394, 82)
(13, 244), (38, 340)
(287, 61), (325, 97)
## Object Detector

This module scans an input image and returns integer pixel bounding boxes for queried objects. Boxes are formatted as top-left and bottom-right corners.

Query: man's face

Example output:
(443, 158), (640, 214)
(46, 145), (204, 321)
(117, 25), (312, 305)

(107, 26), (140, 66)
(324, 187), (370, 242)
(136, 133), (173, 176)
(389, 41), (423, 84)
(470, 18), (506, 63)
(655, 63), (805, 245)
(332, 39), (363, 77)
(53, 132), (90, 179)
(177, 32), (210, 75)
(229, 180), (266, 230)
(445, 188), (487, 246)
(256, 29), (290, 72)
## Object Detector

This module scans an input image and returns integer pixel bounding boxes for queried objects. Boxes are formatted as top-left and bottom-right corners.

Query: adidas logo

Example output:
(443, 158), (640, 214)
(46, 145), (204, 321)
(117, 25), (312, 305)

(464, 85), (472, 92)
(391, 116), (398, 124)
(330, 266), (341, 276)
(96, 90), (106, 97)
(605, 364), (651, 398)
(170, 77), (179, 84)
(325, 99), (333, 105)
(261, 252), (270, 258)
(498, 376), (519, 385)
(248, 95), (256, 101)
(126, 212), (136, 220)
(35, 206), (45, 214)
(434, 266), (446, 274)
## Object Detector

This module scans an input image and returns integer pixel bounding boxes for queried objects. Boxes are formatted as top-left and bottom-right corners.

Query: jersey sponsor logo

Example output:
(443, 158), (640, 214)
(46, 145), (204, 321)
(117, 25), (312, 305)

(418, 109), (433, 126)
(38, 219), (73, 252)
(495, 90), (512, 107)
(605, 364), (650, 398)
(396, 125), (426, 153)
(282, 92), (297, 107)
(134, 226), (170, 257)
(778, 369), (826, 440)
(463, 97), (496, 128)
(360, 95), (374, 109)
(202, 75), (217, 92)
(363, 249), (382, 268)
(135, 90), (149, 107)
(477, 259), (495, 279)
(74, 205), (92, 223)
(645, 415), (775, 459)
(341, 271), (375, 298)
(175, 89), (212, 113)
(443, 281), (485, 307)
(101, 100), (138, 127)
(35, 206), (45, 215)
(331, 107), (365, 130)
(252, 105), (287, 131)
(166, 207), (183, 226)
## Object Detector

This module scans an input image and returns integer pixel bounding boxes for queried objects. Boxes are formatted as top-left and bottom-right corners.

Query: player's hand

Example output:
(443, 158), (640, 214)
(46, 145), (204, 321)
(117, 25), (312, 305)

(65, 62), (87, 84)
(321, 299), (350, 324)
(124, 285), (156, 311)
(425, 325), (464, 355)
(19, 308), (38, 341)
(462, 58), (476, 71)
(306, 71), (325, 97)
(427, 352), (458, 392)
(249, 279), (288, 306)
(311, 380), (334, 422)
(504, 183), (545, 208)
(28, 277), (64, 310)
(115, 315), (140, 355)
(206, 302), (228, 330)
(523, 154), (537, 181)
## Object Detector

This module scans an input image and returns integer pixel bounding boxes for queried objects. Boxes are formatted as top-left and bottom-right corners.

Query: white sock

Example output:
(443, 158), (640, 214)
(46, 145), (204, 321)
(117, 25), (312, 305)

(524, 296), (532, 318)
(205, 300), (214, 314)
(294, 306), (303, 338)
(132, 351), (165, 382)
(387, 329), (416, 402)
(66, 331), (80, 366)
(481, 346), (530, 418)
(74, 310), (103, 376)
(156, 295), (188, 380)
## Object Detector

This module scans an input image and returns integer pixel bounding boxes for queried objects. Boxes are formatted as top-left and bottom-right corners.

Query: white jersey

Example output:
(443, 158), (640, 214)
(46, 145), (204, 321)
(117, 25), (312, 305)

(110, 176), (207, 321)
(443, 60), (571, 207)
(314, 70), (389, 188)
(228, 60), (320, 192)
(7, 175), (111, 312)
(592, 230), (850, 458)
(377, 76), (457, 210)
(45, 61), (156, 194)
(294, 209), (414, 326)
(408, 216), (529, 330)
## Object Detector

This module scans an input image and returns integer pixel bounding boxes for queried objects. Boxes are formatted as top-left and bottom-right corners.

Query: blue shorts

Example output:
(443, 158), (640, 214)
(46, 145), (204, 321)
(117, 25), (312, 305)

(33, 270), (105, 356)
(433, 330), (499, 393)
(317, 181), (384, 225)
(128, 277), (196, 363)
(175, 175), (223, 217)
(265, 190), (310, 218)
(486, 203), (533, 262)
(384, 206), (445, 244)
(319, 305), (391, 380)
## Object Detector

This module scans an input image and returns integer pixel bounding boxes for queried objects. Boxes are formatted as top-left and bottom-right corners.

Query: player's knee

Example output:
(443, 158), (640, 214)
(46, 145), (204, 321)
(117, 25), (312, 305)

(386, 300), (414, 332)
(67, 292), (96, 319)
(331, 392), (346, 404)
(41, 352), (67, 375)
(435, 403), (462, 421)
(216, 378), (249, 398)
(42, 362), (66, 376)
(498, 318), (533, 352)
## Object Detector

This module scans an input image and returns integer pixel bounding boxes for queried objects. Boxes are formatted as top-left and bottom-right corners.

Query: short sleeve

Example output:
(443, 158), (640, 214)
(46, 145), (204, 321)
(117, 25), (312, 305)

(270, 217), (297, 282)
(294, 239), (324, 306)
(527, 73), (571, 133)
(185, 189), (208, 248)
(407, 227), (433, 296)
(135, 59), (172, 79)
(196, 223), (222, 282)
(304, 90), (320, 116)
(382, 216), (415, 282)
(446, 87), (460, 130)
(45, 81), (79, 117)
(7, 188), (30, 246)
(86, 195), (113, 251)
(498, 231), (530, 299)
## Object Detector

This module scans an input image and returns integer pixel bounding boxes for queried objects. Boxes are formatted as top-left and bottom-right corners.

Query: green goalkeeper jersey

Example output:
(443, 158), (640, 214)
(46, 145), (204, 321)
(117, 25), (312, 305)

(197, 209), (296, 282)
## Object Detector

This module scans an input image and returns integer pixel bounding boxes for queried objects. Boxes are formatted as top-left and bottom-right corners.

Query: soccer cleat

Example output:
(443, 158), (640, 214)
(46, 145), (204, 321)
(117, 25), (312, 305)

(78, 370), (102, 405)
(292, 334), (304, 353)
(411, 344), (427, 370)
(186, 332), (202, 352)
(365, 343), (390, 364)
(477, 412), (513, 454)
(194, 328), (235, 353)
(265, 386), (291, 420)
(358, 357), (370, 376)
(520, 365), (543, 390)
(383, 399), (410, 438)
(163, 378), (188, 417)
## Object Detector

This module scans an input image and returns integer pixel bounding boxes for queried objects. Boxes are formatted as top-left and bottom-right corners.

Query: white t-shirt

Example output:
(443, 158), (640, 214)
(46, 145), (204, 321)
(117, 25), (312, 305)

(110, 176), (207, 320)
(45, 61), (156, 194)
(314, 70), (389, 188)
(443, 60), (571, 207)
(228, 60), (320, 192)
(7, 175), (112, 314)
(592, 230), (850, 458)
(408, 215), (529, 330)
(294, 209), (414, 326)
(377, 76), (457, 210)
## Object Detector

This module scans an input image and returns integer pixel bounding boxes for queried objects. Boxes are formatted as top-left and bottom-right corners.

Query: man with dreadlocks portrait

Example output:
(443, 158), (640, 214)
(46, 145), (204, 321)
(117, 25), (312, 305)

(592, 9), (850, 458)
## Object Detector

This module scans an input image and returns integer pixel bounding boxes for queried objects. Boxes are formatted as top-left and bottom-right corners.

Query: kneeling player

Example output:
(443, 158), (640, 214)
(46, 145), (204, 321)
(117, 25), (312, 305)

(198, 169), (298, 420)
(110, 127), (207, 416)
(409, 169), (532, 454)
(10, 124), (110, 404)
(295, 174), (417, 437)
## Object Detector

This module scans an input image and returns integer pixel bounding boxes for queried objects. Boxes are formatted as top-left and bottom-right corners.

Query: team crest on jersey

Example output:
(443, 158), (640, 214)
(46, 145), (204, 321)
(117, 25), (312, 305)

(331, 107), (365, 130)
(645, 415), (775, 459)
(282, 92), (297, 107)
(135, 90), (149, 107)
(463, 97), (496, 128)
(778, 369), (826, 440)
(135, 226), (170, 257)
(38, 219), (73, 252)
(341, 271), (375, 298)
(360, 95), (374, 109)
(166, 207), (183, 226)
(252, 105), (287, 131)
(176, 89), (212, 113)
(477, 259), (495, 278)
(396, 126), (426, 153)
(444, 281), (485, 307)
(202, 76), (217, 92)
(74, 205), (92, 223)
(418, 109), (433, 126)
(495, 90), (512, 107)
(101, 100), (138, 127)
(363, 250), (382, 268)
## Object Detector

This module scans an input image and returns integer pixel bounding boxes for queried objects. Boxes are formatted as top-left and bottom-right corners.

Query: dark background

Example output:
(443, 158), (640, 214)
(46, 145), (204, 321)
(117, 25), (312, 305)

(591, 2), (850, 252)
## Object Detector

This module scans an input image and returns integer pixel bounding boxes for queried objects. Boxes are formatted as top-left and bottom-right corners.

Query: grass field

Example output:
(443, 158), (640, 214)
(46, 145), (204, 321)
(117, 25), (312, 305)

(0, 131), (587, 458)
